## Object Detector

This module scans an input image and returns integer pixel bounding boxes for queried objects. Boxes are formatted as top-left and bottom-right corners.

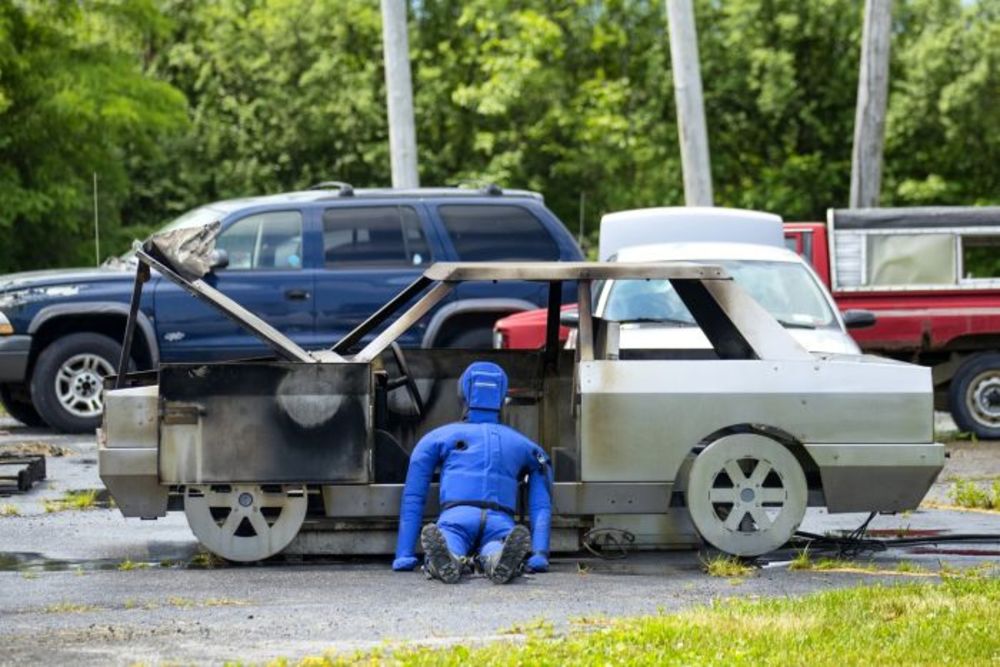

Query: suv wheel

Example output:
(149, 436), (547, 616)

(0, 383), (45, 427)
(949, 352), (1000, 440)
(30, 333), (123, 433)
(441, 327), (494, 350)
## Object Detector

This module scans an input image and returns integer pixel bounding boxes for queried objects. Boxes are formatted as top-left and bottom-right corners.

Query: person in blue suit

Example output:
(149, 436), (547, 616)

(392, 361), (552, 584)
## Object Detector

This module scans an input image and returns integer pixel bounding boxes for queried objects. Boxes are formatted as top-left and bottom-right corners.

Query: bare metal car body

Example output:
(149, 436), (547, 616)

(99, 227), (944, 561)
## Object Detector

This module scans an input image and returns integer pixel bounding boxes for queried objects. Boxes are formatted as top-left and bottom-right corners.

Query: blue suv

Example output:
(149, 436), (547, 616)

(0, 185), (582, 432)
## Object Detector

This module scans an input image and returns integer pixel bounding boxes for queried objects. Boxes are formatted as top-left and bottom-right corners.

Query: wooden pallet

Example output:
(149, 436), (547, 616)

(0, 454), (46, 493)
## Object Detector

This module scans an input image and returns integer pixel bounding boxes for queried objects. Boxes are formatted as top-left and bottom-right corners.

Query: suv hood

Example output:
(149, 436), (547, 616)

(0, 264), (135, 293)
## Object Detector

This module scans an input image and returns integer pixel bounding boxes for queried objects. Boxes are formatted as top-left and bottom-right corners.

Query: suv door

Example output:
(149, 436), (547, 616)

(314, 204), (437, 348)
(154, 209), (316, 362)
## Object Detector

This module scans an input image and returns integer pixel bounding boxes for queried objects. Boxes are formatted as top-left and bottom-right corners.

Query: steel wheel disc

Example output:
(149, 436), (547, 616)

(184, 485), (307, 562)
(966, 371), (1000, 428)
(686, 434), (807, 557)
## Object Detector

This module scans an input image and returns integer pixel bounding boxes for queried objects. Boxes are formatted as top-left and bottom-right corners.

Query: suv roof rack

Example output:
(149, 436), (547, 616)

(309, 181), (355, 196)
(452, 180), (503, 196)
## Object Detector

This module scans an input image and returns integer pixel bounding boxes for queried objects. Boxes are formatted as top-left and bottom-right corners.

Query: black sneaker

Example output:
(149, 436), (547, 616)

(420, 524), (462, 584)
(485, 525), (532, 584)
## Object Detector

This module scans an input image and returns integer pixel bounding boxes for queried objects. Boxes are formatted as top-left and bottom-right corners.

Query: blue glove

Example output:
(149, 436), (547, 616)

(393, 555), (419, 571)
(526, 552), (549, 573)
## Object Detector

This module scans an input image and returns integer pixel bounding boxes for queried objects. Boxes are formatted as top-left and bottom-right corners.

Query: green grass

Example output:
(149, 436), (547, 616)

(948, 478), (1000, 510)
(43, 489), (99, 513)
(0, 503), (20, 517)
(264, 578), (1000, 666)
(702, 554), (755, 578)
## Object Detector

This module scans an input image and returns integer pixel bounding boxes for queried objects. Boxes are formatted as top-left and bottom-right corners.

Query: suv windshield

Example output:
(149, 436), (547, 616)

(603, 260), (836, 329)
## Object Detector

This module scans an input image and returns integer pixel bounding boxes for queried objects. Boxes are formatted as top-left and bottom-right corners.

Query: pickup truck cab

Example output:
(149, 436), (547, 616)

(788, 207), (1000, 439)
(0, 185), (582, 432)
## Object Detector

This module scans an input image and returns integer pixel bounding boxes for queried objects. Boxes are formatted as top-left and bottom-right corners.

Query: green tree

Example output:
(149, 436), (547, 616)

(0, 0), (187, 271)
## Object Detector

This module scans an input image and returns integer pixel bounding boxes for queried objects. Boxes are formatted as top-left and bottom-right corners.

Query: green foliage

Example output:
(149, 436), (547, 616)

(1, 0), (998, 271)
(948, 478), (1000, 510)
(0, 0), (188, 271)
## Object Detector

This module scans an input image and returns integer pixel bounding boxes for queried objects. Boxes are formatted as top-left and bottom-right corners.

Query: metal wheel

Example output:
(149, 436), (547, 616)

(184, 485), (308, 562)
(54, 353), (114, 419)
(686, 434), (807, 557)
(965, 370), (1000, 431)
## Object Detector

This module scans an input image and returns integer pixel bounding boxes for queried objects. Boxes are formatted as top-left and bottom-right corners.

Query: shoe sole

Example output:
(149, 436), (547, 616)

(421, 524), (462, 584)
(489, 525), (532, 584)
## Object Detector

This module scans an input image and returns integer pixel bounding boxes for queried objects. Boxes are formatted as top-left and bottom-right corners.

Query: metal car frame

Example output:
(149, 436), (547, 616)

(100, 237), (944, 561)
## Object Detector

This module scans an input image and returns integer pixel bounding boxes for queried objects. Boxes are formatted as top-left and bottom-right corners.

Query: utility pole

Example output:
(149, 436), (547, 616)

(850, 0), (892, 208)
(380, 0), (419, 188)
(665, 0), (713, 206)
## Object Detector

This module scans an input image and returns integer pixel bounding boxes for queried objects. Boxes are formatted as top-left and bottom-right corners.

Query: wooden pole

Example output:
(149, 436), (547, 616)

(665, 0), (713, 206)
(380, 0), (419, 188)
(850, 0), (892, 208)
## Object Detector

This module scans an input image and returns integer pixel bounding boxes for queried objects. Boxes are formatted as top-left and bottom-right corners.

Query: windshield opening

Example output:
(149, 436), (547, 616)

(603, 260), (836, 329)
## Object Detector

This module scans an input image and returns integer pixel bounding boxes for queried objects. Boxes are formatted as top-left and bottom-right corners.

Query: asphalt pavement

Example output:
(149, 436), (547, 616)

(1, 415), (999, 665)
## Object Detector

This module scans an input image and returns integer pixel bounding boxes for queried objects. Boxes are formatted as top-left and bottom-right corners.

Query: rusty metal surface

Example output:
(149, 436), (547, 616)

(158, 363), (372, 484)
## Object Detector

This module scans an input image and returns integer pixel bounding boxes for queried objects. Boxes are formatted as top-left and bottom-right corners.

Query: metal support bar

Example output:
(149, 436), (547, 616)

(332, 275), (432, 354)
(354, 283), (454, 363)
(115, 261), (150, 389)
(576, 280), (594, 362)
(543, 281), (563, 369)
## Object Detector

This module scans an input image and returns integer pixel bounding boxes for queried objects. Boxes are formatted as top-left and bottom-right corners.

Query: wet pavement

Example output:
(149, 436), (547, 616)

(1, 415), (999, 665)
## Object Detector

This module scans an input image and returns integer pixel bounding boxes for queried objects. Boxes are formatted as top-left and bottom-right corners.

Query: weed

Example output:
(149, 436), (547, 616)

(44, 602), (97, 614)
(43, 489), (98, 513)
(189, 551), (225, 569)
(118, 559), (150, 571)
(0, 503), (20, 517)
(500, 618), (554, 638)
(948, 478), (1000, 510)
(788, 548), (812, 570)
(702, 554), (755, 578)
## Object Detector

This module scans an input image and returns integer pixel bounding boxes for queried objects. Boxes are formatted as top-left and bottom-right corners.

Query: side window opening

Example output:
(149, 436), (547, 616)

(215, 211), (303, 270)
(323, 206), (430, 267)
(438, 204), (561, 261)
(865, 234), (956, 286)
(962, 236), (1000, 280)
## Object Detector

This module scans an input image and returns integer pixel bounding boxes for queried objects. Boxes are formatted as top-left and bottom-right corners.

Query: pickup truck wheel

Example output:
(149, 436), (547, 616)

(442, 327), (494, 349)
(686, 434), (807, 557)
(30, 333), (123, 433)
(950, 353), (1000, 440)
(0, 383), (45, 427)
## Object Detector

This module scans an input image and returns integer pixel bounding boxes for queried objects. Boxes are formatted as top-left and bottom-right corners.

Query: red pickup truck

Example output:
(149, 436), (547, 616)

(495, 207), (1000, 439)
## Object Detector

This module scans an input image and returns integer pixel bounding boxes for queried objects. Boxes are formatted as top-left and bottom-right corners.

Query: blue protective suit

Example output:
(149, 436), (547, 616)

(393, 362), (552, 572)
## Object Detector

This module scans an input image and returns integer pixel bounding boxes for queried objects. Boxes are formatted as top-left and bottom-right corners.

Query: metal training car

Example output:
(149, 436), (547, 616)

(99, 223), (945, 561)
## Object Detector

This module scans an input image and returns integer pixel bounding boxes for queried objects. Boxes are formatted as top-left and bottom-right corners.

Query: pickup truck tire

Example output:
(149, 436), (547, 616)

(949, 352), (1000, 440)
(0, 383), (45, 427)
(30, 333), (125, 433)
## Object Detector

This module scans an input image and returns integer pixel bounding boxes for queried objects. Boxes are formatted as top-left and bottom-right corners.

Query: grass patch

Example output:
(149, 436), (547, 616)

(787, 550), (935, 578)
(43, 489), (98, 513)
(118, 559), (151, 571)
(189, 550), (226, 569)
(279, 578), (1000, 665)
(0, 503), (20, 517)
(702, 554), (755, 578)
(948, 478), (1000, 511)
(43, 602), (97, 614)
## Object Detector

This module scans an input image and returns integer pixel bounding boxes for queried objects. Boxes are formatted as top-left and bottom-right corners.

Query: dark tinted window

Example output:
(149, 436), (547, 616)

(438, 205), (560, 261)
(323, 206), (430, 267)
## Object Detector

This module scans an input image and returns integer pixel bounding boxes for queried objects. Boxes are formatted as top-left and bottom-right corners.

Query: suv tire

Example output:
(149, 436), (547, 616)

(442, 327), (494, 350)
(30, 333), (125, 433)
(0, 383), (45, 427)
(949, 352), (1000, 440)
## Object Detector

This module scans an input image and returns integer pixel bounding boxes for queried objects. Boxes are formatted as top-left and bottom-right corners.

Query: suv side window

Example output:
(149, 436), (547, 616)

(216, 211), (304, 270)
(323, 206), (430, 267)
(438, 204), (561, 261)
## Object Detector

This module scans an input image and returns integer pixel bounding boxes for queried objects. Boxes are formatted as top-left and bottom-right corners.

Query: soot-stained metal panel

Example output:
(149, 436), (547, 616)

(159, 363), (371, 484)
